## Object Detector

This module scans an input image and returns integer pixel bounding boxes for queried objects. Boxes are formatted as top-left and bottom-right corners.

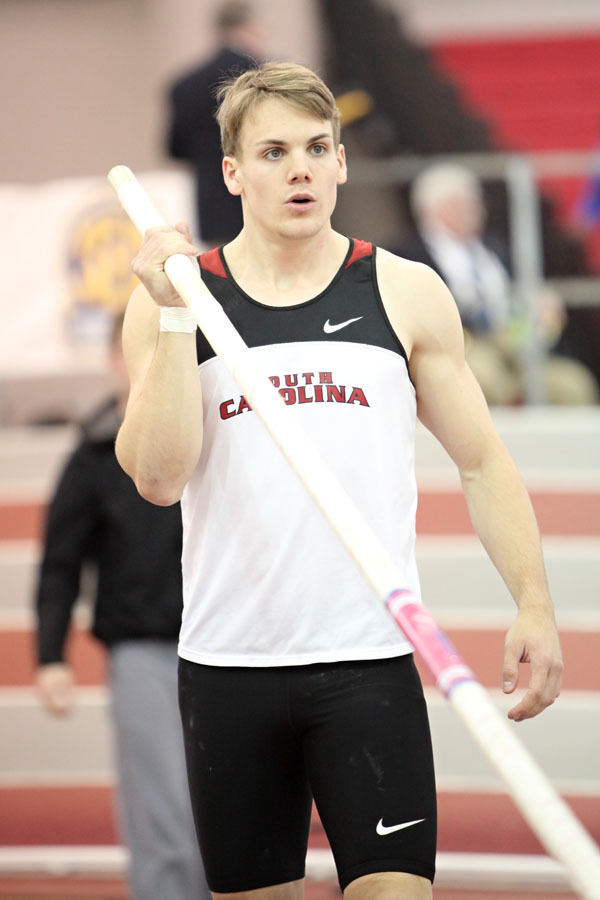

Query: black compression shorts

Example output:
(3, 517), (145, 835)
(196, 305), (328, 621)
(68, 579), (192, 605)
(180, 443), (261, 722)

(178, 654), (436, 893)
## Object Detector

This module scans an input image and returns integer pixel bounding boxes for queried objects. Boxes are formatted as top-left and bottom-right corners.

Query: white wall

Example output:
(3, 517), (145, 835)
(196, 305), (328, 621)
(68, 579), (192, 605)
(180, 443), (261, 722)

(0, 0), (324, 185)
(2, 0), (600, 184)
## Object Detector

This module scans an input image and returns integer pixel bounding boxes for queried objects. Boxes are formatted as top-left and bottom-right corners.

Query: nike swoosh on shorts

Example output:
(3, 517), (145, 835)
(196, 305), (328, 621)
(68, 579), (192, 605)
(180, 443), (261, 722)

(323, 316), (363, 333)
(376, 818), (425, 836)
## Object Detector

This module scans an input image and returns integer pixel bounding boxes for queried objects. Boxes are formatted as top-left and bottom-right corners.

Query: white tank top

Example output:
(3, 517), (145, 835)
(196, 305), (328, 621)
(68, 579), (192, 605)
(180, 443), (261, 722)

(178, 240), (420, 666)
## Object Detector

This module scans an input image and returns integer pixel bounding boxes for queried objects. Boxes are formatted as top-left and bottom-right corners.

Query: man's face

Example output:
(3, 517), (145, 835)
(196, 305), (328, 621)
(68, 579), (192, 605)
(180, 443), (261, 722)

(223, 96), (347, 241)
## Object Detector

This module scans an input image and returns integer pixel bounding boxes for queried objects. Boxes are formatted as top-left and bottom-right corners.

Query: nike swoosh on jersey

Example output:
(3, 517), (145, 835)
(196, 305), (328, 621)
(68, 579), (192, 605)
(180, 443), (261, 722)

(376, 818), (425, 836)
(323, 316), (364, 333)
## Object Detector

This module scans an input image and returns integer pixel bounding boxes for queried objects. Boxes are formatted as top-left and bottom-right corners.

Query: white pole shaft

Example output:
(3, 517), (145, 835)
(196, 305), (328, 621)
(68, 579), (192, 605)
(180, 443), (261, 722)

(108, 165), (600, 899)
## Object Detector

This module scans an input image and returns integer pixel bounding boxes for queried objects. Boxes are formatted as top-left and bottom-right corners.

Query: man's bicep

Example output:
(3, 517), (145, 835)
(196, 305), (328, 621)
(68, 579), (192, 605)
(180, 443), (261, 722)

(377, 250), (500, 471)
(410, 294), (498, 473)
(415, 348), (495, 473)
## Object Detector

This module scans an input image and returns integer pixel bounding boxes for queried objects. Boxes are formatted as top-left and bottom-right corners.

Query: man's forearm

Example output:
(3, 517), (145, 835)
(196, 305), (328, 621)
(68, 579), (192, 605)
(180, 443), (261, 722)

(116, 332), (203, 506)
(460, 447), (553, 613)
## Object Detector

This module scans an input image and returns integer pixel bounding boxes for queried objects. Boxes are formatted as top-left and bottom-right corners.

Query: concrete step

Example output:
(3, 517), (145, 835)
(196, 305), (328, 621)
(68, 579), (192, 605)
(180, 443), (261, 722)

(428, 689), (600, 791)
(0, 542), (38, 615)
(0, 846), (586, 895)
(0, 688), (112, 782)
(0, 426), (77, 494)
(1, 408), (599, 488)
(2, 537), (598, 626)
(415, 407), (600, 478)
(416, 536), (600, 627)
(1, 686), (597, 792)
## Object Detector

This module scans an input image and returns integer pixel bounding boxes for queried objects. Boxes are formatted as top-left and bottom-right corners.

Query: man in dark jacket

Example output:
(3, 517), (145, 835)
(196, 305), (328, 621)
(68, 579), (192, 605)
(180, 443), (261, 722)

(35, 315), (210, 900)
(166, 1), (262, 245)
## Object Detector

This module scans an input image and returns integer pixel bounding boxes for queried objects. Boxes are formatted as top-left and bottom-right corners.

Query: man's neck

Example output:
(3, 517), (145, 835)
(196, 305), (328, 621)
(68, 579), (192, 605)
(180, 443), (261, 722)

(223, 229), (349, 307)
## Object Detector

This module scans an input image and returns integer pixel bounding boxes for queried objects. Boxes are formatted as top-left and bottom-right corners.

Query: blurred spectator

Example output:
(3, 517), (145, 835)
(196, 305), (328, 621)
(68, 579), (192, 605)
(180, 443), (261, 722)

(166, 1), (263, 245)
(576, 169), (600, 238)
(571, 136), (600, 277)
(574, 136), (600, 238)
(35, 315), (210, 900)
(395, 162), (598, 405)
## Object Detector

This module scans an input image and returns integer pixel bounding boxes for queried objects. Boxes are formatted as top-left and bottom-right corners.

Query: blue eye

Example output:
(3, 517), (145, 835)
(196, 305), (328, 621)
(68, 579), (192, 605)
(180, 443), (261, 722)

(266, 148), (283, 160)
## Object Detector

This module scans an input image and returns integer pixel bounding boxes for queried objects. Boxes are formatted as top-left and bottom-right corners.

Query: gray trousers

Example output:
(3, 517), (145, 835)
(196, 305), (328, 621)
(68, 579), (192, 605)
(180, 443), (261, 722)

(109, 641), (210, 900)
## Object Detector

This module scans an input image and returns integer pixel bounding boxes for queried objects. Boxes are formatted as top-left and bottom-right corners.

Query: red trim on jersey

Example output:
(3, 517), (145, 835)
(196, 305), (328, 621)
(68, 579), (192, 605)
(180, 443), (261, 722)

(201, 242), (371, 276)
(200, 248), (227, 278)
(345, 239), (372, 268)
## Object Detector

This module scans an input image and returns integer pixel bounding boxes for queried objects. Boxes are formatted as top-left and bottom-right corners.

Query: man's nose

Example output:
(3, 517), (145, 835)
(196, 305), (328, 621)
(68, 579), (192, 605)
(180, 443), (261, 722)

(287, 152), (312, 181)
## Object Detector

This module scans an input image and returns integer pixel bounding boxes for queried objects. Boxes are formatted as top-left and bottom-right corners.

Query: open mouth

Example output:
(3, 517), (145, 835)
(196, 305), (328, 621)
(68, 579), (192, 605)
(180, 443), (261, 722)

(287, 194), (315, 204)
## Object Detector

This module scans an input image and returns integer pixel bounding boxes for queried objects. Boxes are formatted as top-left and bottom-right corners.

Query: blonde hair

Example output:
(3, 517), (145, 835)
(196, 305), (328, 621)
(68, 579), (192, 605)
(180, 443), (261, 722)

(216, 61), (341, 158)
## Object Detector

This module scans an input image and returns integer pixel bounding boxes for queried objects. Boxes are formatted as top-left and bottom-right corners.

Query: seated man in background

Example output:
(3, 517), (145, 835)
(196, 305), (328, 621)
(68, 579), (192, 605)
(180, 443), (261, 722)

(395, 162), (598, 405)
(35, 314), (209, 900)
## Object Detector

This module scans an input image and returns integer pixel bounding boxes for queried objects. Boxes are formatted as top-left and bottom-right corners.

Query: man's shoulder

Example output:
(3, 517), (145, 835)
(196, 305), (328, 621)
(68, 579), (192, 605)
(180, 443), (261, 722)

(377, 245), (440, 284)
(370, 248), (455, 361)
(375, 248), (465, 358)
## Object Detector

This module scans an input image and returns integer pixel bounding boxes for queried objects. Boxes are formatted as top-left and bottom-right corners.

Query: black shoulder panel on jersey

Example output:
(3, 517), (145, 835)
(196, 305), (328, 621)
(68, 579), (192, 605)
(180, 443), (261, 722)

(195, 240), (409, 370)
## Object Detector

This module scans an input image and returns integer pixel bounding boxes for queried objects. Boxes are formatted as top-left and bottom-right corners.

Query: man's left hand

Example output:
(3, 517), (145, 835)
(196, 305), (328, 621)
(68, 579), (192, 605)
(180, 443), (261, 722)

(502, 606), (563, 721)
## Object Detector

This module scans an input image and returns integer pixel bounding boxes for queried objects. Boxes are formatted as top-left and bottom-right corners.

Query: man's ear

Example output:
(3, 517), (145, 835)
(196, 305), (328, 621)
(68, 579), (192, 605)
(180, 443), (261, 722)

(222, 156), (242, 196)
(336, 143), (348, 186)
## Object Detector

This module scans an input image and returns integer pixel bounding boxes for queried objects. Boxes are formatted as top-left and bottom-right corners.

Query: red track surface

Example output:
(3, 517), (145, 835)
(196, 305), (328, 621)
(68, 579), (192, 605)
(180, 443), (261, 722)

(1, 624), (597, 692)
(1, 785), (599, 857)
(3, 489), (600, 541)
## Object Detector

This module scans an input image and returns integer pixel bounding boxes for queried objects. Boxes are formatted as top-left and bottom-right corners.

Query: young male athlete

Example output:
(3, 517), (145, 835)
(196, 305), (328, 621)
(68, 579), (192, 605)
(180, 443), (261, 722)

(116, 63), (563, 900)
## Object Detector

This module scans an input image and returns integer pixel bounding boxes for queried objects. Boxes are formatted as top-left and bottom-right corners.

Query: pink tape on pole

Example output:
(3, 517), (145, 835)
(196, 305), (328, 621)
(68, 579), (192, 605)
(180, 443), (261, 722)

(386, 590), (475, 697)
